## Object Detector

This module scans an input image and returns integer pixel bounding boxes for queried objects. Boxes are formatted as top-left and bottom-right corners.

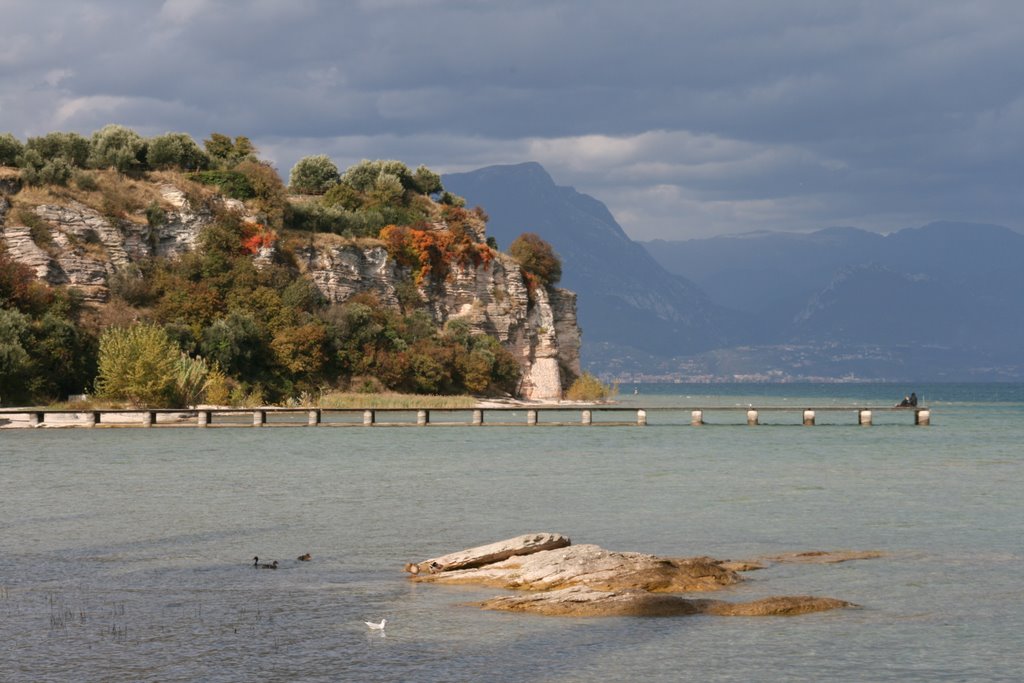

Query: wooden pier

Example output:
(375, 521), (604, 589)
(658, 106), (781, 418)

(1, 405), (931, 429)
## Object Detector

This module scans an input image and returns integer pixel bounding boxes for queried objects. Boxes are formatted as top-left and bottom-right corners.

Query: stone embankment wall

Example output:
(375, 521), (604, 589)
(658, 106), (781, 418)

(0, 182), (580, 399)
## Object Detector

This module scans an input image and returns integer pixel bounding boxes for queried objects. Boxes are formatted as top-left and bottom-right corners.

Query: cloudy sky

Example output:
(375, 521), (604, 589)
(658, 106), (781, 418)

(2, 0), (1022, 240)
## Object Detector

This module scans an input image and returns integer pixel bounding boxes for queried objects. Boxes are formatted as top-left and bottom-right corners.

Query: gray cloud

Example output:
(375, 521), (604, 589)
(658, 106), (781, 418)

(1, 0), (1021, 239)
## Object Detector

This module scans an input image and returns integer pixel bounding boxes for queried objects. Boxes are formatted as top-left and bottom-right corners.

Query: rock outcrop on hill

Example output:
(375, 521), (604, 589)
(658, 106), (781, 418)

(406, 533), (862, 618)
(0, 179), (580, 399)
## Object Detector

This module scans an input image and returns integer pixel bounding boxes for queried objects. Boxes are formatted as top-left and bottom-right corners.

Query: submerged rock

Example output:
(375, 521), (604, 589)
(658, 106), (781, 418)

(476, 586), (855, 618)
(762, 550), (885, 564)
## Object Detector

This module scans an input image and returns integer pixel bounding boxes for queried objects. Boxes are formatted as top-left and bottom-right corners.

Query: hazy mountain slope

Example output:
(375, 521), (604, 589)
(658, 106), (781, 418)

(642, 222), (1024, 356)
(443, 163), (740, 359)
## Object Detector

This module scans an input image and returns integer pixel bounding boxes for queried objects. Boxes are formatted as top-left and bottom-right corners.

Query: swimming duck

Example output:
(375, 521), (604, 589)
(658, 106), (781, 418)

(253, 556), (278, 569)
(297, 553), (312, 561)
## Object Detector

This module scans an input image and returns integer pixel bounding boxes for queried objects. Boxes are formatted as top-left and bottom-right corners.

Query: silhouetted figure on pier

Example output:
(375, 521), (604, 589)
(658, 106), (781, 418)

(897, 392), (918, 408)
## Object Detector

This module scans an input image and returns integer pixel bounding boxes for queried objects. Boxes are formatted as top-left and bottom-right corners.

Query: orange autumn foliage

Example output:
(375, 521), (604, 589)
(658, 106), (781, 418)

(240, 222), (277, 254)
(379, 223), (492, 285)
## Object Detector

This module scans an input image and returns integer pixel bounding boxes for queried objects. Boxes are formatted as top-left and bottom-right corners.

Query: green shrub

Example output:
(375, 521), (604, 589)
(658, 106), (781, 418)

(341, 159), (416, 193)
(108, 271), (153, 306)
(202, 365), (231, 405)
(203, 133), (256, 169)
(0, 133), (23, 166)
(564, 372), (617, 402)
(24, 131), (90, 167)
(234, 159), (288, 228)
(412, 165), (443, 195)
(145, 201), (167, 228)
(289, 154), (340, 194)
(0, 308), (32, 401)
(95, 323), (180, 407)
(16, 149), (72, 186)
(147, 132), (209, 171)
(199, 312), (269, 379)
(190, 170), (255, 199)
(88, 124), (146, 172)
(321, 182), (363, 210)
(439, 191), (466, 207)
(367, 172), (404, 207)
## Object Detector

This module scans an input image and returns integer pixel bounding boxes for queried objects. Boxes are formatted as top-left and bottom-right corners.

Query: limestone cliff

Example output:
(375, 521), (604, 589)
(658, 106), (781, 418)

(296, 239), (580, 399)
(0, 180), (580, 400)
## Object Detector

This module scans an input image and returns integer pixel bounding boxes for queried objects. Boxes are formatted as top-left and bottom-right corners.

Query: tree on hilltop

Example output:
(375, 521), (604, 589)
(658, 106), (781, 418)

(204, 133), (257, 169)
(147, 132), (210, 171)
(289, 154), (340, 194)
(88, 124), (146, 173)
(0, 133), (23, 166)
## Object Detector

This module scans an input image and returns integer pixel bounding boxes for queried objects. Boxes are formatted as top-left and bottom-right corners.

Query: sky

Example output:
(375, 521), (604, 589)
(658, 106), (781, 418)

(2, 0), (1022, 240)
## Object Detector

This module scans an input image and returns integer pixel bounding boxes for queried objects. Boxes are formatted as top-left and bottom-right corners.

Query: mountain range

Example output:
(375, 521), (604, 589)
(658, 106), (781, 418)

(445, 163), (1024, 381)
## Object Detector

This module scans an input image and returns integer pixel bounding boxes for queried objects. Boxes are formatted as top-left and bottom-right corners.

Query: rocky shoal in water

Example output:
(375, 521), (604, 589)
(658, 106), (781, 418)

(405, 532), (878, 618)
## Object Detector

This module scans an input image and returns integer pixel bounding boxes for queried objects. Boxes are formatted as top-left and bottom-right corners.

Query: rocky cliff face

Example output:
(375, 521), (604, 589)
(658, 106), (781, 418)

(0, 181), (580, 400)
(294, 239), (580, 399)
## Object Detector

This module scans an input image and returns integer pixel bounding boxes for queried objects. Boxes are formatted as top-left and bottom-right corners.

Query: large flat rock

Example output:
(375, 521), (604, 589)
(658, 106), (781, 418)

(411, 543), (740, 592)
(407, 532), (571, 575)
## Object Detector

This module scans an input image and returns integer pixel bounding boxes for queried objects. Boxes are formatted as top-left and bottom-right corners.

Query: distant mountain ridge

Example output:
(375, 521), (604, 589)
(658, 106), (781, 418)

(642, 222), (1024, 378)
(445, 161), (1023, 380)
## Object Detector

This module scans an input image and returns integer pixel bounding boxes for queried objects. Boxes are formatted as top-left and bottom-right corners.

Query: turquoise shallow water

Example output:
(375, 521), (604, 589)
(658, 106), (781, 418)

(1, 383), (1022, 682)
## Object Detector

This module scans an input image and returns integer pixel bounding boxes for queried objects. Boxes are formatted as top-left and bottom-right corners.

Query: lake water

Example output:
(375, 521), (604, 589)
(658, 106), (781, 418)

(1, 383), (1022, 682)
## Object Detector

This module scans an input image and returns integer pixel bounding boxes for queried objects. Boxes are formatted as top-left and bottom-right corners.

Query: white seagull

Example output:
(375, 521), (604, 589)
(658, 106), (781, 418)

(364, 618), (387, 631)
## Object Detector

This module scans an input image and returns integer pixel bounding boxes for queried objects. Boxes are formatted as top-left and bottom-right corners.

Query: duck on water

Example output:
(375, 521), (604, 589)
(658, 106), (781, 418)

(253, 556), (278, 569)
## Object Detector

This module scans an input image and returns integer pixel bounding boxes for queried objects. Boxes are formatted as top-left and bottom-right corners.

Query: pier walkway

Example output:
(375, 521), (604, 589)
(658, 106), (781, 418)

(1, 405), (931, 429)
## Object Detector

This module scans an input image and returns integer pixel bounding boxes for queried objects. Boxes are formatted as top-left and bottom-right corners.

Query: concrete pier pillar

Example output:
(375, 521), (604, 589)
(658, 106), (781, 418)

(363, 409), (375, 426)
(253, 410), (265, 427)
(746, 409), (759, 426)
(417, 409), (429, 426)
(859, 409), (872, 426)
(143, 411), (154, 428)
(307, 409), (320, 426)
(198, 410), (210, 427)
(527, 409), (538, 426)
(472, 409), (484, 426)
(691, 410), (704, 426)
(637, 409), (647, 426)
(86, 411), (99, 428)
(581, 409), (592, 425)
(915, 409), (930, 426)
(803, 409), (815, 426)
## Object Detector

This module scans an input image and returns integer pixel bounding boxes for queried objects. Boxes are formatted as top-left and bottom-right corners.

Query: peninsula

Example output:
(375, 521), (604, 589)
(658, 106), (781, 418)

(0, 128), (581, 407)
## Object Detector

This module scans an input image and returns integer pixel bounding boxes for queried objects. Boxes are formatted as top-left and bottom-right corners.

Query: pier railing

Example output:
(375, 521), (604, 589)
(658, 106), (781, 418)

(1, 405), (931, 429)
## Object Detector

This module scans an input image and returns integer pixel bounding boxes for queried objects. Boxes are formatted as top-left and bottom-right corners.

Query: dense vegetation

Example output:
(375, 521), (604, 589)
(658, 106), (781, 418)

(0, 127), (565, 407)
(0, 252), (95, 404)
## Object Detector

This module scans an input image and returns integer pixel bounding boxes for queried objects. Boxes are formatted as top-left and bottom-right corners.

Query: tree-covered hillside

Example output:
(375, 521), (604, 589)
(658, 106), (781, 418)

(0, 127), (568, 407)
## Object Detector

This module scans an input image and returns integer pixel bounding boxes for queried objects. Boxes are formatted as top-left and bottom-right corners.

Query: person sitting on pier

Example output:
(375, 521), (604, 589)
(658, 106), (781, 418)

(909, 392), (918, 407)
(897, 395), (911, 407)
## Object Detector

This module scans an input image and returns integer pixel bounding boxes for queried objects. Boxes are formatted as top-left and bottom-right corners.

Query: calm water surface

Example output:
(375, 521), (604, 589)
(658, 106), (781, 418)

(1, 383), (1022, 681)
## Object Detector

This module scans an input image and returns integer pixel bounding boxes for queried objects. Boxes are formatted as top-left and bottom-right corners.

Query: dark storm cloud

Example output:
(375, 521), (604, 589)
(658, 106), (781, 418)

(1, 0), (1022, 238)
